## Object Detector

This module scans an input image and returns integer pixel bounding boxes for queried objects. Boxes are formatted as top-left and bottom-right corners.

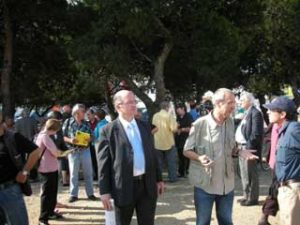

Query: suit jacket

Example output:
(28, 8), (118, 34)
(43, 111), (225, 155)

(97, 118), (162, 207)
(242, 106), (264, 156)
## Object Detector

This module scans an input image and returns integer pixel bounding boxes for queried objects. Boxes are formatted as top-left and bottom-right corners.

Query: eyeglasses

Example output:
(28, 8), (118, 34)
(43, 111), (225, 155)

(119, 100), (138, 106)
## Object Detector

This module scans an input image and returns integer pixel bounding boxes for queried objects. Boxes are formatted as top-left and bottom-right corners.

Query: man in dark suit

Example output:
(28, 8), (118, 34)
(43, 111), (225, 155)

(235, 92), (264, 206)
(97, 90), (164, 225)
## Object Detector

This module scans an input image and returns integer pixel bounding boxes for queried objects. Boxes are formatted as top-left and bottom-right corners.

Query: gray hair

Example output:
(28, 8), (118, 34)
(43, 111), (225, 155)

(113, 92), (124, 108)
(212, 88), (234, 105)
(72, 103), (85, 116)
(240, 91), (255, 105)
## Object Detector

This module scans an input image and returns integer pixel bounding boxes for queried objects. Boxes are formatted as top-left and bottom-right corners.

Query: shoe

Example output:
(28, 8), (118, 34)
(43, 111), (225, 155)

(258, 220), (271, 225)
(237, 198), (247, 203)
(240, 200), (258, 206)
(39, 221), (50, 225)
(68, 196), (78, 203)
(62, 183), (69, 187)
(48, 211), (63, 220)
(88, 195), (97, 200)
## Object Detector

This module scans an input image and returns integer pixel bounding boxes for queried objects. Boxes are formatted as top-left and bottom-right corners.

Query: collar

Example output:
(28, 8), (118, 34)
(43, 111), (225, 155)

(207, 112), (221, 129)
(243, 105), (254, 117)
(278, 120), (290, 136)
(118, 116), (137, 129)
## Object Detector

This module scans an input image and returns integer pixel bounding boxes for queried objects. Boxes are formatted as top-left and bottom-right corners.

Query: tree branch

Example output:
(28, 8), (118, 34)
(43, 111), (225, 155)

(130, 39), (153, 63)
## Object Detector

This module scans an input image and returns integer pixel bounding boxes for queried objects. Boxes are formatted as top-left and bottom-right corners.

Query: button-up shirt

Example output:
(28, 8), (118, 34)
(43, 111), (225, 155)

(269, 123), (280, 169)
(184, 113), (235, 195)
(152, 109), (178, 150)
(119, 117), (145, 176)
(276, 121), (300, 182)
(62, 117), (91, 150)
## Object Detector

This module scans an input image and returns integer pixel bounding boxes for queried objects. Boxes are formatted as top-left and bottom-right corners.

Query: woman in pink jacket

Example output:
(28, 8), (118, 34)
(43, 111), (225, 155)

(35, 119), (63, 225)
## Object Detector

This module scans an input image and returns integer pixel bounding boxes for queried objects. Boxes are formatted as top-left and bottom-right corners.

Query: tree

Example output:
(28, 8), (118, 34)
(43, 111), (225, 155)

(1, 0), (13, 117)
(71, 0), (266, 116)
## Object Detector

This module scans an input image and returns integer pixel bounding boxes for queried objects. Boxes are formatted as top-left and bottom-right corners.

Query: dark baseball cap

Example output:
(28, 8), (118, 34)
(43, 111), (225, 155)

(263, 96), (296, 112)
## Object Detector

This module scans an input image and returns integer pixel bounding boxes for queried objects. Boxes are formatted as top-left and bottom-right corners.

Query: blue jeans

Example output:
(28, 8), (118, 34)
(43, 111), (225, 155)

(68, 149), (94, 197)
(194, 187), (234, 225)
(0, 183), (29, 225)
(156, 146), (177, 182)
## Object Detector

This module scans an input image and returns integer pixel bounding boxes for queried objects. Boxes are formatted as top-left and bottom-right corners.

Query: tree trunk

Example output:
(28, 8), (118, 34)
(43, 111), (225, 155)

(153, 41), (173, 106)
(290, 77), (300, 106)
(121, 76), (158, 120)
(257, 93), (269, 125)
(120, 41), (173, 120)
(1, 1), (14, 117)
(105, 78), (118, 120)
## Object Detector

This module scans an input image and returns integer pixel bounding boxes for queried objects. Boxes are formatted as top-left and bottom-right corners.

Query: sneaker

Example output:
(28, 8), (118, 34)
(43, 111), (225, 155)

(48, 212), (63, 220)
(68, 196), (78, 203)
(88, 195), (97, 201)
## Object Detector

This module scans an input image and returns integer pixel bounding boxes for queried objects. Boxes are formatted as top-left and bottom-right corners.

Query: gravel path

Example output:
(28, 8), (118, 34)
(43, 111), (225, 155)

(25, 163), (279, 225)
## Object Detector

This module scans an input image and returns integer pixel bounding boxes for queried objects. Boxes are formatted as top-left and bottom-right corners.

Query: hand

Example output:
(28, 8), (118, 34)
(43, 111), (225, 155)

(15, 171), (27, 184)
(198, 155), (214, 167)
(57, 150), (63, 156)
(100, 194), (112, 210)
(239, 149), (259, 160)
(85, 136), (92, 143)
(72, 138), (78, 144)
(157, 181), (165, 196)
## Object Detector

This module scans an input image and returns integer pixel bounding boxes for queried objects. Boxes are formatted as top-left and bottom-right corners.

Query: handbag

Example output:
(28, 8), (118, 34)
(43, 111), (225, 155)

(18, 147), (46, 196)
(19, 180), (32, 196)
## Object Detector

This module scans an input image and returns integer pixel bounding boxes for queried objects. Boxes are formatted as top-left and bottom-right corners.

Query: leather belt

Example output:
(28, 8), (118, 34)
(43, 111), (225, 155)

(0, 180), (16, 191)
(279, 179), (300, 187)
(133, 174), (144, 181)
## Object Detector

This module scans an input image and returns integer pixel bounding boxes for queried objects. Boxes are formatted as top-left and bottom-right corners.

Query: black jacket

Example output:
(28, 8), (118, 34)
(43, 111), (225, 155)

(97, 118), (162, 206)
(242, 106), (264, 157)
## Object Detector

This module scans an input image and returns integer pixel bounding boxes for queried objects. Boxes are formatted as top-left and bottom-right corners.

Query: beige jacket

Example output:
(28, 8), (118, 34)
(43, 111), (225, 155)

(184, 114), (236, 194)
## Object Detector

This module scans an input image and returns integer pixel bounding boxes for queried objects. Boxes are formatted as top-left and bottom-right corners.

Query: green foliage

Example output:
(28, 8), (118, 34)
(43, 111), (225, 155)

(3, 0), (299, 111)
(71, 0), (266, 103)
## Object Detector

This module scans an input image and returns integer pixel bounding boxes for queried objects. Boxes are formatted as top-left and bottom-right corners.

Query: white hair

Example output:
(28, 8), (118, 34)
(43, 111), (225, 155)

(240, 91), (255, 105)
(212, 88), (234, 105)
(72, 103), (85, 116)
(202, 90), (214, 100)
(113, 90), (133, 109)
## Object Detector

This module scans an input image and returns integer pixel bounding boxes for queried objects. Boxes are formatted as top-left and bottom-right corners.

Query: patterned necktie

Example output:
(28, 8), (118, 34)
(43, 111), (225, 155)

(127, 123), (145, 173)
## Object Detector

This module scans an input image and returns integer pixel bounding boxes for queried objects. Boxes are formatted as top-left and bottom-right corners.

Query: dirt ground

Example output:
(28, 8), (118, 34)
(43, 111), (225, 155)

(25, 162), (279, 225)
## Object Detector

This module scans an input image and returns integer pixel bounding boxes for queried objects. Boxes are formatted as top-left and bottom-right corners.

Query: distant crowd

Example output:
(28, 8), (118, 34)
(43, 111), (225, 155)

(0, 88), (300, 225)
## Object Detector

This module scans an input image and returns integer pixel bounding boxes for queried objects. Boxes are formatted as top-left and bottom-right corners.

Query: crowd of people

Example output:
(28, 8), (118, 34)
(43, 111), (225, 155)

(0, 87), (299, 225)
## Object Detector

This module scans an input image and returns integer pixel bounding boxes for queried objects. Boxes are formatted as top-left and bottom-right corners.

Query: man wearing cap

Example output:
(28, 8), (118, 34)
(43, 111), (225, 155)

(263, 96), (300, 225)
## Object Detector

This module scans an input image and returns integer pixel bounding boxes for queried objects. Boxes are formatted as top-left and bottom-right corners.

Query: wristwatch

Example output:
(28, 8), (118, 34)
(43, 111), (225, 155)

(21, 170), (29, 176)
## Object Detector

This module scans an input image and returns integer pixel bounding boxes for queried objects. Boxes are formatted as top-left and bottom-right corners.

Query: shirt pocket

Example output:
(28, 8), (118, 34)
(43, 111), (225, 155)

(195, 145), (207, 155)
(276, 145), (287, 164)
